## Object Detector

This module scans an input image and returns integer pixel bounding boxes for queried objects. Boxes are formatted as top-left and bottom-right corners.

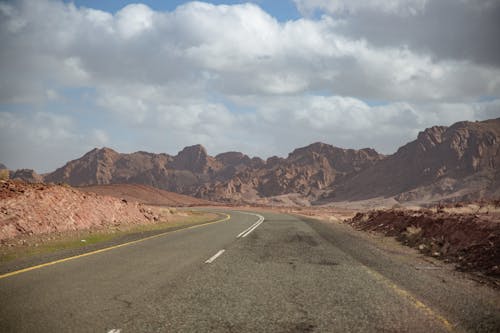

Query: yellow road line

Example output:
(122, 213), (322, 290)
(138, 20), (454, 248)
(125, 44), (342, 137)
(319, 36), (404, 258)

(0, 213), (230, 280)
(363, 267), (454, 332)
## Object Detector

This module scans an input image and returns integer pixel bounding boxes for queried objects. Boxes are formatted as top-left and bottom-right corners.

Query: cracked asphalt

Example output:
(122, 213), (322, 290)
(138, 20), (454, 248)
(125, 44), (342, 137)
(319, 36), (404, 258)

(0, 210), (499, 332)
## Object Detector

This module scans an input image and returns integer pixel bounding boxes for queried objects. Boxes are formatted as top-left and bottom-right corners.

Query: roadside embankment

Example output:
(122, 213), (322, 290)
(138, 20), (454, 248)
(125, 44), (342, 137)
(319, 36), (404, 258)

(348, 206), (500, 279)
(0, 180), (219, 265)
(0, 180), (160, 242)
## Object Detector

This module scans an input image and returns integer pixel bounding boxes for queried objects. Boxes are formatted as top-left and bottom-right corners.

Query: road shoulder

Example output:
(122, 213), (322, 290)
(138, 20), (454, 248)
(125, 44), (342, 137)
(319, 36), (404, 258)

(299, 214), (500, 332)
(0, 210), (228, 277)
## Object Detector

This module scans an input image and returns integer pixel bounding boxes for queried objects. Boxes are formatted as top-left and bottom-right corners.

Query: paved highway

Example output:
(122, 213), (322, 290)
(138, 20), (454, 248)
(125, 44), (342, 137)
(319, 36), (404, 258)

(1, 210), (499, 332)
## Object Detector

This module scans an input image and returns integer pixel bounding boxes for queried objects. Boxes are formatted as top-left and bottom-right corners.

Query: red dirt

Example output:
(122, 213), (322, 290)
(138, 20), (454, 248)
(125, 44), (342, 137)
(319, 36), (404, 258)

(348, 207), (500, 278)
(77, 183), (216, 206)
(0, 180), (160, 242)
(0, 180), (49, 200)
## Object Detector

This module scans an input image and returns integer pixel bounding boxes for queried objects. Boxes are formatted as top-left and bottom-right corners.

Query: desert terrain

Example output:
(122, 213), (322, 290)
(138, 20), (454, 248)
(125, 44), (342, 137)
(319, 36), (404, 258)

(0, 180), (221, 267)
(2, 118), (500, 282)
(9, 118), (500, 207)
(1, 118), (499, 332)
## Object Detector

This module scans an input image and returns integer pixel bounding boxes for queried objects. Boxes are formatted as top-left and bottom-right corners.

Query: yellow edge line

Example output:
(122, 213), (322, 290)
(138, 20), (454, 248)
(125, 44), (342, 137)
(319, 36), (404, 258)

(0, 213), (230, 280)
(364, 268), (454, 332)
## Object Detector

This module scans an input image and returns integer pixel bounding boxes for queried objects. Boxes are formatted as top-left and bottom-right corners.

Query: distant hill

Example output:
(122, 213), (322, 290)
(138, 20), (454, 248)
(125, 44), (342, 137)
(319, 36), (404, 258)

(330, 118), (500, 203)
(10, 117), (500, 205)
(9, 169), (43, 183)
(77, 184), (215, 207)
(196, 143), (384, 203)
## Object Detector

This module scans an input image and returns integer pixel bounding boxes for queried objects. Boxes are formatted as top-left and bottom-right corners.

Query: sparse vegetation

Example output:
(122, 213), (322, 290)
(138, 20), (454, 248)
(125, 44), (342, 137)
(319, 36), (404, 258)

(0, 170), (9, 180)
(0, 209), (220, 264)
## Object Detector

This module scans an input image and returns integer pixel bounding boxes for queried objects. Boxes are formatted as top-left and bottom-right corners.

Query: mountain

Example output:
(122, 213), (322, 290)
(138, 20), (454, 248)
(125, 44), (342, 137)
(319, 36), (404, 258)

(40, 142), (383, 202)
(196, 142), (384, 202)
(45, 146), (204, 193)
(77, 183), (215, 207)
(330, 118), (500, 203)
(13, 117), (500, 205)
(9, 169), (44, 183)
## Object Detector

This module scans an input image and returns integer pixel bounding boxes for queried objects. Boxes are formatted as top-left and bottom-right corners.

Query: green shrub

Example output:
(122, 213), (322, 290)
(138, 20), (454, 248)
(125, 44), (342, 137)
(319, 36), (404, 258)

(0, 169), (9, 180)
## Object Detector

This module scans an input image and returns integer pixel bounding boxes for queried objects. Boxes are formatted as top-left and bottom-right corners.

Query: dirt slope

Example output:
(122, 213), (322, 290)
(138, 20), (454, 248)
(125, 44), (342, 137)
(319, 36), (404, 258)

(0, 180), (159, 242)
(77, 184), (215, 206)
(348, 203), (500, 279)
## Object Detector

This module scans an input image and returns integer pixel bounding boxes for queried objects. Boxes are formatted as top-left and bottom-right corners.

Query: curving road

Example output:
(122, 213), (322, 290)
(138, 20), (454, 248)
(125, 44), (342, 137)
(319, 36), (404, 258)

(0, 210), (499, 332)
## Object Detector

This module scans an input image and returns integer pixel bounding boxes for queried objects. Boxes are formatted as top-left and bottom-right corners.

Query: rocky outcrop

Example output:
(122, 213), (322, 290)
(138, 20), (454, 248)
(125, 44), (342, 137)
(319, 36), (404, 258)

(332, 118), (500, 202)
(215, 152), (250, 167)
(9, 169), (44, 183)
(37, 117), (500, 205)
(196, 142), (384, 202)
(171, 144), (221, 174)
(45, 147), (121, 185)
(43, 145), (233, 194)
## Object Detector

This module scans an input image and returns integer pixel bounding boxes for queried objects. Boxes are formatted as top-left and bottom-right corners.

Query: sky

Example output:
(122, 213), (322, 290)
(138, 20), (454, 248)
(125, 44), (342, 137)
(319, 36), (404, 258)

(0, 0), (499, 173)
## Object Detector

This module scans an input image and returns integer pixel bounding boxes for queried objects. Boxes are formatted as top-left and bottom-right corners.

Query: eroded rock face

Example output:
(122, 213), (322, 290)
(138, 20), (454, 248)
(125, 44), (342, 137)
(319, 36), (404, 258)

(215, 152), (251, 167)
(38, 118), (500, 205)
(171, 144), (221, 174)
(333, 118), (500, 202)
(45, 147), (121, 185)
(196, 142), (385, 202)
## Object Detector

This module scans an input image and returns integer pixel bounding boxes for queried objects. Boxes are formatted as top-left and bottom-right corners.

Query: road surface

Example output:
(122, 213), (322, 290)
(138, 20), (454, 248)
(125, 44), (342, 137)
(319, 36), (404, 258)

(0, 210), (499, 332)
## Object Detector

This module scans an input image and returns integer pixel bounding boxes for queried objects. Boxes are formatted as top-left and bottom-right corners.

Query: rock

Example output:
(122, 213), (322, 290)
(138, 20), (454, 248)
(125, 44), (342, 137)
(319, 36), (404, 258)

(171, 144), (221, 173)
(9, 169), (43, 183)
(0, 180), (160, 242)
(39, 118), (500, 205)
(334, 118), (500, 202)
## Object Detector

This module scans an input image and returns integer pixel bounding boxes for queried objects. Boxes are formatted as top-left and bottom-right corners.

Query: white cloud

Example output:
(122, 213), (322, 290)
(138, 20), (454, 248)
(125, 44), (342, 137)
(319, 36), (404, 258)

(91, 129), (109, 145)
(2, 0), (498, 104)
(295, 0), (500, 67)
(0, 111), (89, 171)
(116, 4), (154, 38)
(294, 0), (429, 16)
(0, 0), (498, 172)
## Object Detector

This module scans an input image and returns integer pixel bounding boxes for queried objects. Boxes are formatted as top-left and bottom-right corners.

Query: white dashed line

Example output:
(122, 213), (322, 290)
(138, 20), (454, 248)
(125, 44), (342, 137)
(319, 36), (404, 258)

(236, 213), (265, 238)
(205, 249), (225, 264)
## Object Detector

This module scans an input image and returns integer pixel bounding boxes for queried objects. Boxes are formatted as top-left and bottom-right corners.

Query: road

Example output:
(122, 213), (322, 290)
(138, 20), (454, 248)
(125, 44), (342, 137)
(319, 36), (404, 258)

(0, 210), (499, 332)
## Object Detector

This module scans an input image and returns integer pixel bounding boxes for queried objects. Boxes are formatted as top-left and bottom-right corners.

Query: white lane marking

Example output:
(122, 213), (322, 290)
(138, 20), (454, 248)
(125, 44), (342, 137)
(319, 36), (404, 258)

(236, 219), (261, 238)
(235, 212), (265, 238)
(108, 329), (121, 333)
(240, 218), (264, 238)
(205, 249), (225, 264)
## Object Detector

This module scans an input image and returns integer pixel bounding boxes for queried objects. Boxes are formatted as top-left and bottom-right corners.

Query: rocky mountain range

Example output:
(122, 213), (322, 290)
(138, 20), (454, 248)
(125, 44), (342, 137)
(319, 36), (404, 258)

(5, 118), (500, 205)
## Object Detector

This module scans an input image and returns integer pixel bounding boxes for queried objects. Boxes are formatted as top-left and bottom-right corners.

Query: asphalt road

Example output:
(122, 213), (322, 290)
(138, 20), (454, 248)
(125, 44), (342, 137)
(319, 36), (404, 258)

(0, 210), (499, 332)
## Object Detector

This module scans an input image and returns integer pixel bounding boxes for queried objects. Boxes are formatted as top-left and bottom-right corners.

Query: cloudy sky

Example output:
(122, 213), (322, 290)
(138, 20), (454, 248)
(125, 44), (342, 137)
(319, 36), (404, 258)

(1, 0), (499, 172)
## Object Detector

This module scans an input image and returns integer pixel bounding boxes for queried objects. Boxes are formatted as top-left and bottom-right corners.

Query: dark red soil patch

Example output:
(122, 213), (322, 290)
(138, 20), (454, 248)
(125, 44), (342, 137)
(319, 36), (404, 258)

(348, 209), (500, 278)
